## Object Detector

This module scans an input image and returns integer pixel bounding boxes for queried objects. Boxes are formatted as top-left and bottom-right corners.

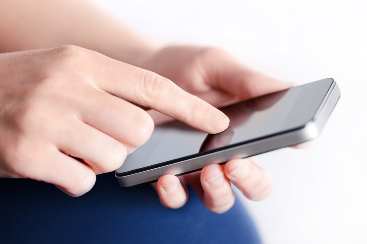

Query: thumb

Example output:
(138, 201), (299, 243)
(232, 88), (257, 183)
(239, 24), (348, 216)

(201, 48), (293, 100)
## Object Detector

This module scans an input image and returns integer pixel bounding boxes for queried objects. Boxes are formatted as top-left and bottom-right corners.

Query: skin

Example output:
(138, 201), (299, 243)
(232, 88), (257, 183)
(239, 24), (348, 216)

(0, 0), (308, 213)
(0, 46), (228, 196)
(136, 46), (293, 212)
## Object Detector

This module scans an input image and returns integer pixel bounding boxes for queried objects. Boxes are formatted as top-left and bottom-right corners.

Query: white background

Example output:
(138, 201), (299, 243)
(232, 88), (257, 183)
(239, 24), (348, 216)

(103, 1), (367, 243)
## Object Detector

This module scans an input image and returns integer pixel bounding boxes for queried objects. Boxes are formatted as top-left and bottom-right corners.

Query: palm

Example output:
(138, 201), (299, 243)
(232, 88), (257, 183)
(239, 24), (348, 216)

(141, 46), (291, 107)
(141, 46), (293, 213)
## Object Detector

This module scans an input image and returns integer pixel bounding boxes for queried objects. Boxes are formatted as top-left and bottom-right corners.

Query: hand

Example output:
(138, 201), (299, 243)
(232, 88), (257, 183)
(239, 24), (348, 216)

(136, 46), (297, 213)
(0, 45), (229, 196)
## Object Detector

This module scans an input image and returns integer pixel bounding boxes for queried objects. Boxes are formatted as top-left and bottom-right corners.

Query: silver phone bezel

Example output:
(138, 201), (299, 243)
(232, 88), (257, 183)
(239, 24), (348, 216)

(116, 80), (340, 187)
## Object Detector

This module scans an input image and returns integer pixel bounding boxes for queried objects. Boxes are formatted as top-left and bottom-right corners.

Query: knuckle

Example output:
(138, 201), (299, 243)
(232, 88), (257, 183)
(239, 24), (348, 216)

(1, 84), (61, 137)
(53, 45), (86, 60)
(48, 45), (89, 72)
(171, 95), (202, 125)
(3, 139), (33, 177)
(139, 71), (172, 106)
(1, 97), (39, 133)
(19, 98), (41, 121)
(5, 143), (54, 180)
(14, 99), (53, 137)
(5, 157), (27, 178)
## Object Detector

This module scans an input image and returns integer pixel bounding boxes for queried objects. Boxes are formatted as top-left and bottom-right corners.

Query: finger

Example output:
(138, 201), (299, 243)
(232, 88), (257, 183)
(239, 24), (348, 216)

(55, 118), (127, 174)
(79, 88), (154, 153)
(291, 140), (314, 149)
(146, 110), (175, 126)
(89, 52), (229, 134)
(152, 175), (188, 193)
(225, 158), (273, 201)
(203, 49), (292, 100)
(201, 164), (235, 213)
(157, 174), (187, 209)
(184, 171), (204, 199)
(24, 147), (96, 197)
(223, 70), (292, 101)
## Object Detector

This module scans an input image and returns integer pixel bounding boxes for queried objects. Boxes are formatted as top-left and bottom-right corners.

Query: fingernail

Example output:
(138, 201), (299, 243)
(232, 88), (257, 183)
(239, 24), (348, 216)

(228, 160), (251, 180)
(161, 181), (177, 194)
(205, 172), (225, 187)
(210, 110), (230, 133)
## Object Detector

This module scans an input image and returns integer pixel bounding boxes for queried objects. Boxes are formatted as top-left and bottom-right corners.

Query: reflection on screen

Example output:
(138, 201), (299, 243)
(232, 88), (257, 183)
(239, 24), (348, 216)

(117, 79), (332, 173)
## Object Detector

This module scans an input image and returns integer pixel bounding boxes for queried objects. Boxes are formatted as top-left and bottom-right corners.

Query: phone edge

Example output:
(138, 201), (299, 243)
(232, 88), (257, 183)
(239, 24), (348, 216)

(116, 79), (340, 187)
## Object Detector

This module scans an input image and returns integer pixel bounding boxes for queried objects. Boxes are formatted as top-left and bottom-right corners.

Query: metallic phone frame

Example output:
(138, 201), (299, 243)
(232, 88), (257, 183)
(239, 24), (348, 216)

(116, 80), (340, 187)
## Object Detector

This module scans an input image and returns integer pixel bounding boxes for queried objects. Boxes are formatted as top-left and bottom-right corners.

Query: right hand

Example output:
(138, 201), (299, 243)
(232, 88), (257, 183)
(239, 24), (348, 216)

(0, 45), (229, 196)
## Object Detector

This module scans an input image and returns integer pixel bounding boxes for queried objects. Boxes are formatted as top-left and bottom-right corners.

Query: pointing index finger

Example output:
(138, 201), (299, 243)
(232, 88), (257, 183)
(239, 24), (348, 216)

(91, 54), (229, 133)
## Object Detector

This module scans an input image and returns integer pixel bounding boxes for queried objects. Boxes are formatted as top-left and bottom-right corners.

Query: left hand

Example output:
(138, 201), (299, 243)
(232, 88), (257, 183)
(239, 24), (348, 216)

(135, 46), (293, 213)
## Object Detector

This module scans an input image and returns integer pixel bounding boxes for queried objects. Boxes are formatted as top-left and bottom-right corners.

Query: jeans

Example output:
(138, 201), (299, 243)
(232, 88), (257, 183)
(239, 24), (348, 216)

(0, 172), (261, 244)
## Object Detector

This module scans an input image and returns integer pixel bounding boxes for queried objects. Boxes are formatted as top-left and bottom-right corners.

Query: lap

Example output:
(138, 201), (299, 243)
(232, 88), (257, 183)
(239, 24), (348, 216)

(0, 173), (261, 244)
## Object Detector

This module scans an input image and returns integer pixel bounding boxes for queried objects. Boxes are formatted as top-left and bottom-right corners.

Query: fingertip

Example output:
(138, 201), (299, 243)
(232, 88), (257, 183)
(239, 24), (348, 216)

(56, 187), (84, 197)
(208, 198), (235, 214)
(225, 158), (274, 201)
(250, 170), (274, 200)
(56, 180), (95, 197)
(157, 174), (187, 209)
(248, 173), (274, 201)
(201, 164), (235, 214)
(56, 168), (96, 197)
(208, 110), (230, 134)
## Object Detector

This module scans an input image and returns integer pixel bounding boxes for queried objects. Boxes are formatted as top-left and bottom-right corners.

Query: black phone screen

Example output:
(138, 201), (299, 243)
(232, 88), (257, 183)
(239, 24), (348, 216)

(116, 79), (333, 175)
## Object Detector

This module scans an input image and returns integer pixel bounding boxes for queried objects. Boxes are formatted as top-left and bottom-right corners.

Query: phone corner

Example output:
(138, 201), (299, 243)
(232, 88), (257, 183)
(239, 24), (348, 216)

(115, 173), (129, 188)
(299, 120), (321, 141)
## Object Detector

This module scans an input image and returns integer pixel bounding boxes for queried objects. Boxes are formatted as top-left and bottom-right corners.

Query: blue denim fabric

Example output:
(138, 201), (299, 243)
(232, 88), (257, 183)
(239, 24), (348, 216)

(0, 172), (261, 244)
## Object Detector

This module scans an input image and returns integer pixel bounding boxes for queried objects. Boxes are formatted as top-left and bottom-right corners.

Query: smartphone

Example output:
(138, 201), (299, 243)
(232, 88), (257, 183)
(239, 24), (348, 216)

(116, 78), (340, 187)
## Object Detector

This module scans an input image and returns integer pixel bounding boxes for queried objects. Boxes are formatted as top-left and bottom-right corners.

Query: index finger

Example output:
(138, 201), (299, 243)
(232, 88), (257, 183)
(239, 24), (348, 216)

(90, 52), (229, 134)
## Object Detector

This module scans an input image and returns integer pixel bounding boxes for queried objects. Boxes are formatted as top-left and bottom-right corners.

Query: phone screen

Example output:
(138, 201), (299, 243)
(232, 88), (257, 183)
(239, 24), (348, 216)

(116, 79), (333, 175)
